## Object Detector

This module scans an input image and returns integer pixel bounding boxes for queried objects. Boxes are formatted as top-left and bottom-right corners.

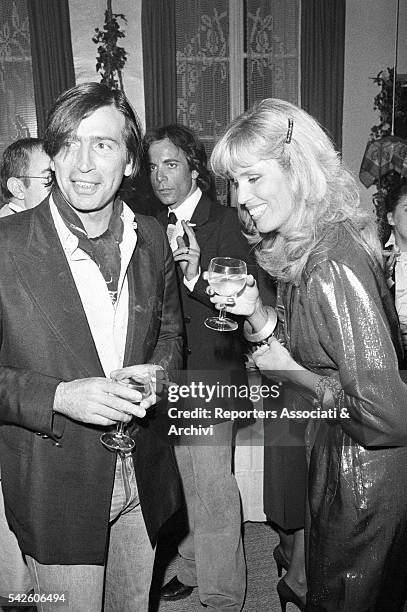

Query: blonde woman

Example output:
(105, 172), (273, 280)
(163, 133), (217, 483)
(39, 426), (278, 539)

(209, 98), (407, 611)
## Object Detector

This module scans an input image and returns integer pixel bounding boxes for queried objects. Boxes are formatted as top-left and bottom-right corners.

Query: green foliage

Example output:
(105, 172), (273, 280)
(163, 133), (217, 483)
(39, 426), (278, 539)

(93, 3), (127, 91)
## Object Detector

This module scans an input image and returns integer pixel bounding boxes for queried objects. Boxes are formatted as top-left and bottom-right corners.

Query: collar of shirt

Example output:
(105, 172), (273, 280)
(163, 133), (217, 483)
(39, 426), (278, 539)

(168, 187), (201, 250)
(395, 267), (407, 322)
(389, 230), (407, 321)
(168, 187), (202, 224)
(50, 194), (137, 263)
(385, 232), (397, 248)
(50, 194), (138, 310)
(8, 201), (25, 214)
(49, 194), (138, 374)
(385, 232), (407, 263)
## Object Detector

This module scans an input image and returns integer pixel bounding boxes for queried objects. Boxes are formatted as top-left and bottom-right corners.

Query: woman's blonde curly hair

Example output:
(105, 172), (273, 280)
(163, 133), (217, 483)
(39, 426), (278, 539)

(211, 98), (380, 284)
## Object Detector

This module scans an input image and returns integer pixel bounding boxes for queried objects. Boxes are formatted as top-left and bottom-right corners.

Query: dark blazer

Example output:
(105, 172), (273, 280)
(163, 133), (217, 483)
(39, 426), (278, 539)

(157, 194), (254, 421)
(0, 198), (183, 564)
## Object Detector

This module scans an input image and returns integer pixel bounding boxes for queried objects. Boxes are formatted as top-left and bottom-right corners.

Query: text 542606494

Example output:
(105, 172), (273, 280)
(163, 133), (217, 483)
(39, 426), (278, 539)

(5, 592), (66, 605)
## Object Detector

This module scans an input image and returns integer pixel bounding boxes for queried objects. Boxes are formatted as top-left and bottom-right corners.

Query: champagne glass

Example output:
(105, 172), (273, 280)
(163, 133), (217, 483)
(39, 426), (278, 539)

(204, 257), (247, 332)
(100, 381), (151, 452)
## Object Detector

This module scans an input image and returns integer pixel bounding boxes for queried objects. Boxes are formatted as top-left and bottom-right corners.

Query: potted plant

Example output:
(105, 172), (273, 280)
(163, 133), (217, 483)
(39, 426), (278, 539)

(93, 0), (127, 91)
(370, 67), (407, 140)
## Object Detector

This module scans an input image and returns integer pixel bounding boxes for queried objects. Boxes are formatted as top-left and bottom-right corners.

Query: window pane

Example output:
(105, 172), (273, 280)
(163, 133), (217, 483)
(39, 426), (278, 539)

(246, 0), (299, 107)
(176, 0), (229, 140)
(175, 0), (300, 205)
(175, 0), (229, 203)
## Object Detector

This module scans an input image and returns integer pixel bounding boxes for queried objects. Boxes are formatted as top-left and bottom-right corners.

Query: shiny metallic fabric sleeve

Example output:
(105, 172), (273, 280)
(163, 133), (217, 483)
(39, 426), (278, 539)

(304, 259), (407, 447)
(284, 224), (407, 610)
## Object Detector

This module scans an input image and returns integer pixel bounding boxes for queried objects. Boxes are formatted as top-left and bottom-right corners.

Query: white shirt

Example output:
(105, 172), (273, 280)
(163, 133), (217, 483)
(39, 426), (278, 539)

(0, 201), (25, 217)
(50, 195), (137, 376)
(385, 232), (407, 330)
(168, 187), (202, 291)
(395, 254), (407, 325)
(167, 187), (201, 251)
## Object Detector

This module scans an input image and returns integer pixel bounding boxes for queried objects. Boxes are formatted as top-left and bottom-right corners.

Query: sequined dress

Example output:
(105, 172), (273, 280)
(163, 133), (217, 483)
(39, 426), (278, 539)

(277, 221), (407, 611)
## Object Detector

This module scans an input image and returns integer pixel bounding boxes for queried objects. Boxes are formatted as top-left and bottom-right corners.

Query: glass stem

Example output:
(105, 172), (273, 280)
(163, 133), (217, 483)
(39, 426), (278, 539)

(218, 304), (226, 320)
(116, 421), (125, 437)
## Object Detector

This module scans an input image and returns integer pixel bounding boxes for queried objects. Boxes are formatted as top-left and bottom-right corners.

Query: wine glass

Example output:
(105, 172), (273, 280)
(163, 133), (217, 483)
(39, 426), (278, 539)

(100, 380), (151, 452)
(204, 257), (247, 332)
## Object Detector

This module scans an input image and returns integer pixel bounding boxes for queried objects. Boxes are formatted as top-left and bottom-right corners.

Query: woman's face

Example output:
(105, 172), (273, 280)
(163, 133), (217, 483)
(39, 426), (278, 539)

(231, 158), (295, 234)
(388, 193), (407, 250)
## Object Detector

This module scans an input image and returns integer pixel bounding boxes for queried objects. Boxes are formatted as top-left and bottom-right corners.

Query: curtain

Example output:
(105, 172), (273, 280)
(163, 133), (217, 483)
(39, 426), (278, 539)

(0, 0), (37, 161)
(142, 0), (177, 129)
(301, 0), (346, 151)
(174, 0), (299, 205)
(246, 0), (299, 108)
(27, 0), (75, 137)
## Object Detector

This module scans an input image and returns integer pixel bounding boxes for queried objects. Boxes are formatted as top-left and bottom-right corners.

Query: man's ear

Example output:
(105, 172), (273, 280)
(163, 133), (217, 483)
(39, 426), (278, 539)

(191, 170), (198, 180)
(387, 211), (395, 227)
(124, 155), (134, 178)
(7, 177), (25, 201)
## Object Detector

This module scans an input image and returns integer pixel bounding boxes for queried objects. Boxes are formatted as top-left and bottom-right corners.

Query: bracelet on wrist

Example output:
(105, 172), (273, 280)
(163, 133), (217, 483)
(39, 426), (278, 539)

(244, 307), (277, 343)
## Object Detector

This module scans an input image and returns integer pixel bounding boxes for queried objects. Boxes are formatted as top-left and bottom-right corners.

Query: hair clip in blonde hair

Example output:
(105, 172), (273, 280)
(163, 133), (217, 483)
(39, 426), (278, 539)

(285, 118), (294, 144)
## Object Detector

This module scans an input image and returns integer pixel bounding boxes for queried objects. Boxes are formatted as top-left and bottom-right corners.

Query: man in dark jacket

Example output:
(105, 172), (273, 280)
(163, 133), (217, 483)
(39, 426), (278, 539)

(0, 83), (182, 611)
(144, 124), (250, 611)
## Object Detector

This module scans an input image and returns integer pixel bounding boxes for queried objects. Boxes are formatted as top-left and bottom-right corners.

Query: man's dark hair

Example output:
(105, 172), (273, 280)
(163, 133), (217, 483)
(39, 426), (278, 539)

(381, 172), (407, 244)
(0, 138), (44, 201)
(43, 82), (143, 180)
(143, 124), (215, 195)
(384, 173), (407, 215)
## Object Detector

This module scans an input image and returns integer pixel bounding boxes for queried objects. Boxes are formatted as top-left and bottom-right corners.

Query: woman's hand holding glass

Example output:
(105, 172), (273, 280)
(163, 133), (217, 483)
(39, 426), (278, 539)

(203, 257), (247, 331)
(205, 273), (259, 316)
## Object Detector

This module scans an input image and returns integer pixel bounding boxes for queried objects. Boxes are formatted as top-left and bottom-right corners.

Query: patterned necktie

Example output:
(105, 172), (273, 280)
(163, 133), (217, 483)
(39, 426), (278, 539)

(52, 185), (124, 304)
(167, 211), (177, 243)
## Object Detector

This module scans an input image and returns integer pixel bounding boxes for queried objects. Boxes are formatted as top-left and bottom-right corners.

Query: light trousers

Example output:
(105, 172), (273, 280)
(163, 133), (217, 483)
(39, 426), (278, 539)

(175, 421), (246, 611)
(0, 479), (32, 598)
(26, 454), (155, 612)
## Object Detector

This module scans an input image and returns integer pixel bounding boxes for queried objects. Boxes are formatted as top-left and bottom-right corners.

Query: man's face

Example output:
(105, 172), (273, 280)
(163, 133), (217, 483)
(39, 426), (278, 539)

(51, 105), (133, 214)
(388, 193), (407, 250)
(148, 138), (197, 209)
(23, 148), (51, 209)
